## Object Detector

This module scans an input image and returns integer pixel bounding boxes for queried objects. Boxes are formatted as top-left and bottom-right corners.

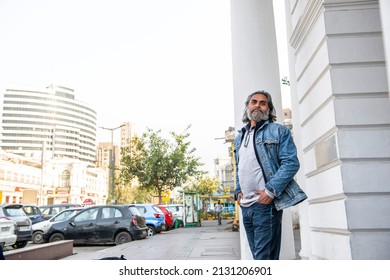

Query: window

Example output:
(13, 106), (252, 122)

(61, 170), (70, 188)
(22, 206), (38, 215)
(74, 208), (98, 222)
(101, 207), (122, 219)
(129, 206), (142, 216)
(52, 209), (79, 222)
(136, 206), (146, 215)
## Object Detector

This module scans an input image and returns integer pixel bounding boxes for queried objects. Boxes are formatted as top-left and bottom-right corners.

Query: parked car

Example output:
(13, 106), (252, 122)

(39, 203), (81, 220)
(81, 198), (95, 207)
(13, 203), (45, 225)
(32, 207), (84, 244)
(157, 205), (174, 230)
(0, 204), (32, 249)
(43, 205), (148, 245)
(134, 204), (165, 236)
(0, 217), (17, 248)
(165, 204), (184, 227)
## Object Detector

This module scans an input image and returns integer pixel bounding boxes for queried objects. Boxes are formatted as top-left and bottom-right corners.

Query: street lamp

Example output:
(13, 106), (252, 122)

(99, 124), (125, 204)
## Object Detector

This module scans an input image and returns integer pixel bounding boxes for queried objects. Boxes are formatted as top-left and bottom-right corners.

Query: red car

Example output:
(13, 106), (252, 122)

(157, 205), (174, 230)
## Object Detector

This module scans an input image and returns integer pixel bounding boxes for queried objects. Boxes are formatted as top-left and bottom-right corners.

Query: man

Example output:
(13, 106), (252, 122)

(234, 90), (307, 260)
(215, 201), (222, 225)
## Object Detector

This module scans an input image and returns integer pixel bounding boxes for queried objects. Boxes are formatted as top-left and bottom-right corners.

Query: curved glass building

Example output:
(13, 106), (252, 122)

(1, 84), (97, 166)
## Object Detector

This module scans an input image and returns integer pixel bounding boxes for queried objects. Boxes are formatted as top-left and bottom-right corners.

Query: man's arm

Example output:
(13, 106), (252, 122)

(264, 126), (300, 197)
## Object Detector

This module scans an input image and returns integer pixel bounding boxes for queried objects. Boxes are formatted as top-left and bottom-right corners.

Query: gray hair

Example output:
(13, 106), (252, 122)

(242, 90), (277, 123)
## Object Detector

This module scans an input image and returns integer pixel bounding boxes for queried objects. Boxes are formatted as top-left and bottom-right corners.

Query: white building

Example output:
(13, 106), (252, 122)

(0, 151), (41, 204)
(214, 157), (234, 194)
(1, 84), (97, 166)
(0, 150), (107, 205)
(230, 0), (390, 260)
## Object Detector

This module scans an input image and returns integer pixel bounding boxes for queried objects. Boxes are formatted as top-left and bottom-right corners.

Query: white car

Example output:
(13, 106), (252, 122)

(0, 217), (17, 248)
(32, 207), (84, 244)
(164, 204), (184, 227)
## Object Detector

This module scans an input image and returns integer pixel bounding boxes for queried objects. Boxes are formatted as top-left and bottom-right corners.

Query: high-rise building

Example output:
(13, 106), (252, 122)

(120, 122), (136, 148)
(0, 84), (97, 166)
(96, 142), (120, 169)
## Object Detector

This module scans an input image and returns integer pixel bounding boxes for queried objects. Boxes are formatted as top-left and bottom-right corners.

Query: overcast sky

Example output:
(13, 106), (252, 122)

(0, 0), (288, 175)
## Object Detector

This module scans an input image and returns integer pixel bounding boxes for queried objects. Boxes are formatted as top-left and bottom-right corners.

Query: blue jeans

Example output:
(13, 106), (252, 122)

(240, 202), (283, 260)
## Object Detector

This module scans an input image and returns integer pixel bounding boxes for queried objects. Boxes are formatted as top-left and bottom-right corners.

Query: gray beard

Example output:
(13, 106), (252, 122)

(248, 108), (269, 122)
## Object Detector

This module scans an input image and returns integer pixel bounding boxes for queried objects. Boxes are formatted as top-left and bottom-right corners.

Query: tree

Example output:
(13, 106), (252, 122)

(114, 177), (153, 204)
(183, 175), (220, 195)
(183, 175), (220, 215)
(120, 126), (205, 204)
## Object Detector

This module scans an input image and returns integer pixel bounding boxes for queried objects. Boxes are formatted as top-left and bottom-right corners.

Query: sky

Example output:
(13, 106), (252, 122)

(0, 0), (289, 175)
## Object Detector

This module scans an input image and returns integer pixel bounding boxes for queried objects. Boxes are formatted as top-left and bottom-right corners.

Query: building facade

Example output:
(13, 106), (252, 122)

(0, 151), (41, 204)
(230, 0), (390, 259)
(1, 84), (97, 166)
(0, 151), (107, 206)
(214, 157), (234, 193)
(96, 142), (120, 169)
(120, 122), (136, 148)
(96, 122), (136, 202)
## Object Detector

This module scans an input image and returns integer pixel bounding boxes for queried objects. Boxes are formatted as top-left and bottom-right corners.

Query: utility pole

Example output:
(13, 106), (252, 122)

(99, 124), (125, 204)
(40, 141), (46, 205)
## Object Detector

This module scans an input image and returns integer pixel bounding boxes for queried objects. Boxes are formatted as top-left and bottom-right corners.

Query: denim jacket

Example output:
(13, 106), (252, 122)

(234, 121), (307, 211)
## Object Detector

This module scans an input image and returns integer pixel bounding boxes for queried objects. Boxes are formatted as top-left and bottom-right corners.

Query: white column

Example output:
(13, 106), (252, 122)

(230, 0), (283, 128)
(378, 0), (390, 99)
(230, 0), (295, 259)
(283, 0), (311, 260)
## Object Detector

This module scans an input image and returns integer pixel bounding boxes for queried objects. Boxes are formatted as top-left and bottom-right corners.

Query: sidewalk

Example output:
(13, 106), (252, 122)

(62, 219), (241, 260)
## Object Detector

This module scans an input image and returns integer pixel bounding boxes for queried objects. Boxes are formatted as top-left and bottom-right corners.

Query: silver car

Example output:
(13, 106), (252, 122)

(0, 204), (32, 249)
(0, 217), (17, 248)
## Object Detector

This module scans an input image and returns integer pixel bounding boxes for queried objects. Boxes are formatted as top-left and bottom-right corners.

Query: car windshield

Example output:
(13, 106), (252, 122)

(39, 207), (49, 214)
(50, 209), (80, 222)
(152, 205), (163, 213)
(166, 206), (182, 212)
(40, 206), (66, 216)
(128, 206), (142, 216)
(23, 206), (40, 215)
(3, 207), (26, 217)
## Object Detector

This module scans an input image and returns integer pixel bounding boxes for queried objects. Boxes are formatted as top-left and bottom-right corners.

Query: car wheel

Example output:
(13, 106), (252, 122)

(12, 241), (28, 249)
(49, 233), (65, 243)
(115, 232), (132, 245)
(32, 231), (44, 244)
(147, 226), (155, 236)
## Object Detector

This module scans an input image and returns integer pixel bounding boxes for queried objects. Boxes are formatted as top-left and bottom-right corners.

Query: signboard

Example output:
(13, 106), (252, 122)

(162, 190), (170, 202)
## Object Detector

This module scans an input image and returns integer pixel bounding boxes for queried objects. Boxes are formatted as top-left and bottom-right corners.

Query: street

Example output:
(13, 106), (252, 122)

(62, 219), (240, 260)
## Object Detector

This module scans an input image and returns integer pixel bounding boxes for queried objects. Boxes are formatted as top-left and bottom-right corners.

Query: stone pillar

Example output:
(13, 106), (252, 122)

(378, 0), (390, 100)
(283, 0), (311, 260)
